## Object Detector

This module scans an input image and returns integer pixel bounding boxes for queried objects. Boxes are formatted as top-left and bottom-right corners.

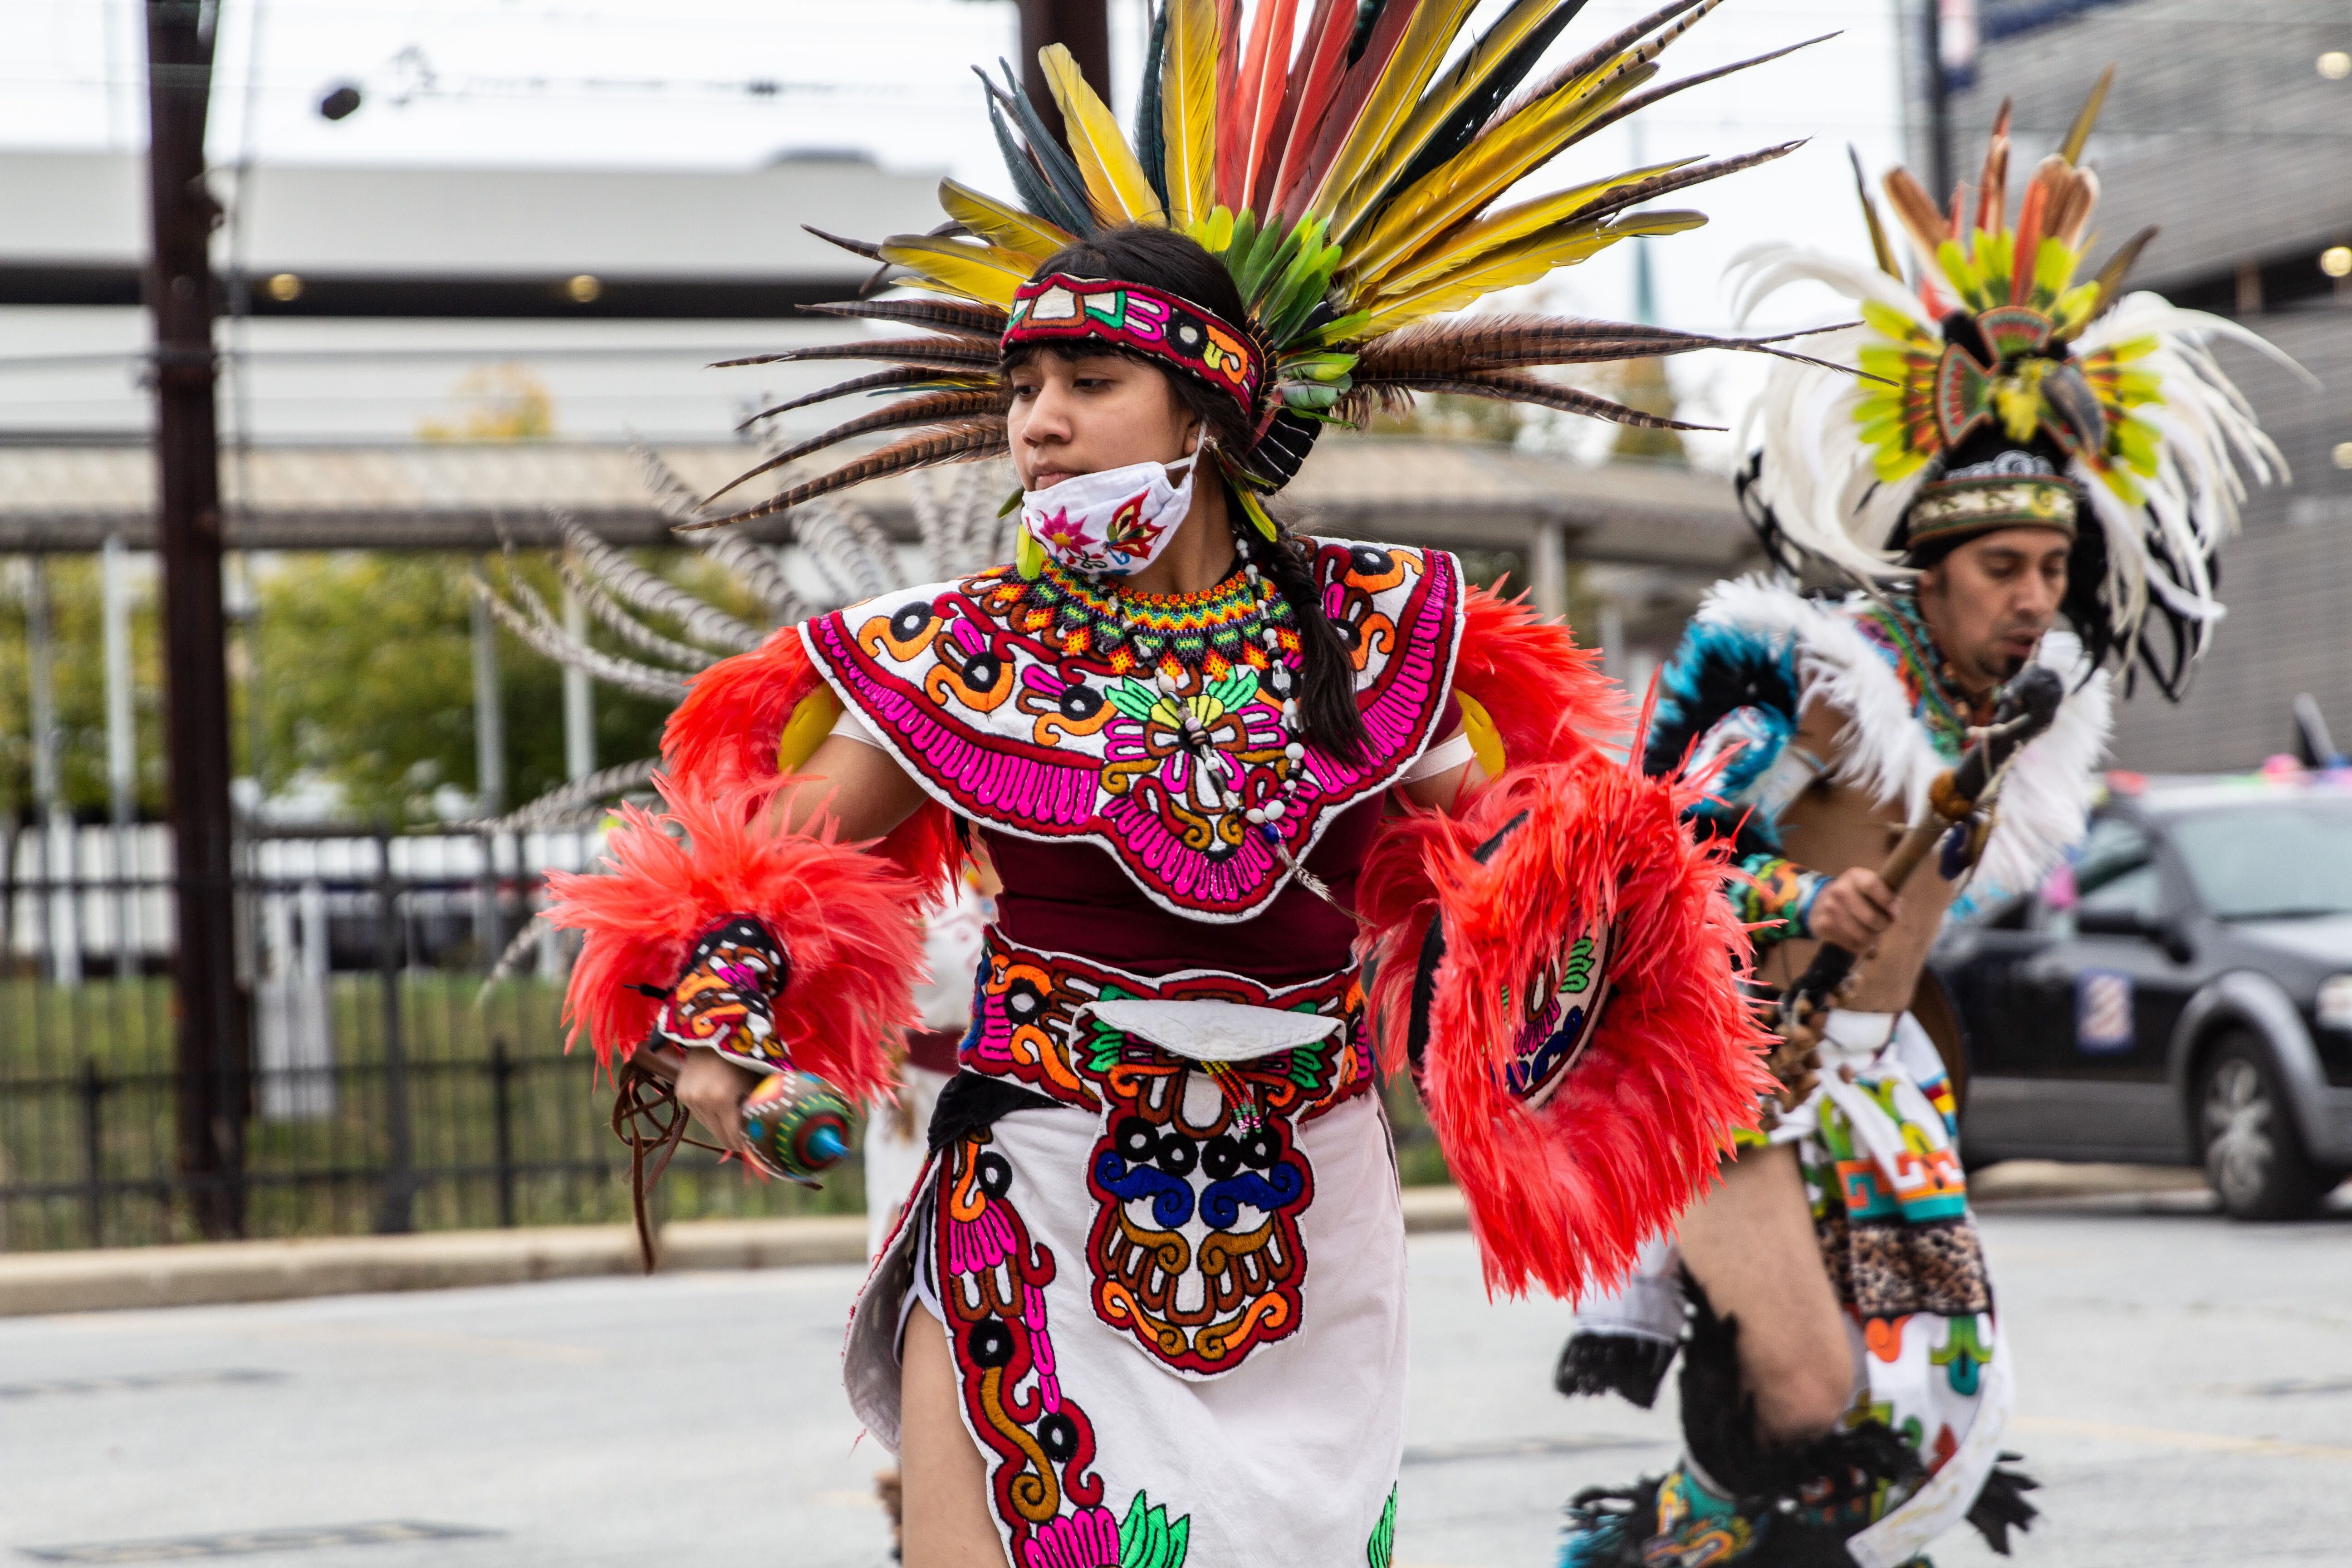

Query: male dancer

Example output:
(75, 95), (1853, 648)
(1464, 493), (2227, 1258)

(1560, 88), (2292, 1567)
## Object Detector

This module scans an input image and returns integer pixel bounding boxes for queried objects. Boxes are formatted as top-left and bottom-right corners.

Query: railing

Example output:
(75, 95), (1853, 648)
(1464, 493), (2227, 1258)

(0, 826), (867, 1251)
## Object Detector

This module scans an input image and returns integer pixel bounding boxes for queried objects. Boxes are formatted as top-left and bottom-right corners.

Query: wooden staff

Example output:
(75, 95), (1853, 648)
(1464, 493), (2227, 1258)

(1764, 665), (2065, 1104)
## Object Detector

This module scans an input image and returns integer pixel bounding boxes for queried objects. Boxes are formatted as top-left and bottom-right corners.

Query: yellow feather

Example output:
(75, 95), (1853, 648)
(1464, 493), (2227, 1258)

(1338, 62), (1656, 300)
(1328, 0), (1573, 243)
(2058, 63), (2114, 166)
(1304, 0), (1484, 229)
(1160, 0), (1220, 229)
(879, 235), (1036, 310)
(1357, 211), (1704, 336)
(937, 178), (1075, 263)
(1039, 44), (1166, 227)
(1357, 157), (1696, 293)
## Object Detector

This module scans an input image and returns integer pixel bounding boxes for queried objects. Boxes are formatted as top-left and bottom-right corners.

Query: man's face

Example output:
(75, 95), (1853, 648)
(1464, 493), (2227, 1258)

(1915, 526), (2071, 692)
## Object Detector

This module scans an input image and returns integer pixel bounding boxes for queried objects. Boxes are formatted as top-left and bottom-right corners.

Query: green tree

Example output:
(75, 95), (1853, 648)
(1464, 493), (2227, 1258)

(255, 553), (679, 825)
(0, 557), (168, 821)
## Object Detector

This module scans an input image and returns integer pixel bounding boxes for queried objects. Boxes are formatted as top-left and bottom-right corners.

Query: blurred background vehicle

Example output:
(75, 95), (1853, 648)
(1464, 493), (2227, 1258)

(1931, 765), (2352, 1220)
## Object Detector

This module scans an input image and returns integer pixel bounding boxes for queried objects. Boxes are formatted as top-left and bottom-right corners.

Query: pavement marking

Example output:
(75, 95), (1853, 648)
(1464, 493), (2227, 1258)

(1401, 1434), (1660, 1466)
(0, 1370), (285, 1400)
(17, 1522), (498, 1562)
(2015, 1414), (2352, 1461)
(2201, 1375), (2352, 1398)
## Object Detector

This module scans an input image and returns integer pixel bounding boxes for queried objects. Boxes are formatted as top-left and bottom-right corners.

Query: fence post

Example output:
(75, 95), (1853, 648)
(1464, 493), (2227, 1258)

(491, 1038), (519, 1228)
(78, 1058), (107, 1248)
(374, 828), (417, 1234)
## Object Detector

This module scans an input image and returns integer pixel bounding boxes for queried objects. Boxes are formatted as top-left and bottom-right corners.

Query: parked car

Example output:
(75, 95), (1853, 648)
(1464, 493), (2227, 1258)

(1929, 771), (2352, 1219)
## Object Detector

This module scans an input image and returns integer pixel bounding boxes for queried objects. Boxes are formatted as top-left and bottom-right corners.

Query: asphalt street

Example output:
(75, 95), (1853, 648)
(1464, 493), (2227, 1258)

(2, 1188), (2347, 1568)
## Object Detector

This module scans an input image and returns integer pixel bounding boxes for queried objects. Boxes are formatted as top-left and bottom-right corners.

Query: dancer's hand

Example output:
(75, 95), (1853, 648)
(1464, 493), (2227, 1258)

(676, 1049), (760, 1160)
(1812, 868), (1898, 952)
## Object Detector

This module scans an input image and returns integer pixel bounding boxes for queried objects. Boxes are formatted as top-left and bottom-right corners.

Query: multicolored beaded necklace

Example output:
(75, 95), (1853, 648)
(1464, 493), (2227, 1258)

(993, 534), (1336, 882)
(1857, 591), (1998, 759)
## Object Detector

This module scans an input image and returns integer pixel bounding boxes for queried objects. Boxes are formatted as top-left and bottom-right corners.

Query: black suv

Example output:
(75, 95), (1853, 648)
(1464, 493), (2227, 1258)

(1930, 774), (2352, 1219)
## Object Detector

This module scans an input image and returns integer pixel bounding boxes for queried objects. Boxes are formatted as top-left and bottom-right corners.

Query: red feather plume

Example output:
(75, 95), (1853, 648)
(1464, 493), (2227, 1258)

(1362, 755), (1773, 1300)
(662, 626), (962, 897)
(543, 772), (928, 1105)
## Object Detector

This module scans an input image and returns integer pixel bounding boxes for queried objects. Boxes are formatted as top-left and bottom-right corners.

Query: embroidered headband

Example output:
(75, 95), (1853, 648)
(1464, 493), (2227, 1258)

(1904, 473), (2081, 550)
(1004, 272), (1262, 426)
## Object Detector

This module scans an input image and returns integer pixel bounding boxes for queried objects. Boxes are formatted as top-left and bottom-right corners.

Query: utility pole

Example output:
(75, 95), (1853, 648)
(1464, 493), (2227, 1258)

(1925, 0), (1952, 203)
(145, 0), (246, 1239)
(1017, 0), (1111, 152)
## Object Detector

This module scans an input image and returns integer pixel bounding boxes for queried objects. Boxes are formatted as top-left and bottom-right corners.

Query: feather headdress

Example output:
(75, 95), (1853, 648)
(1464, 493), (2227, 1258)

(1729, 73), (2307, 697)
(677, 0), (1838, 542)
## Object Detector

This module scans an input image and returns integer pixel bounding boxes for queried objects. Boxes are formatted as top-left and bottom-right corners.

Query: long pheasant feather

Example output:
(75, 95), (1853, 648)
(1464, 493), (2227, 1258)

(711, 336), (997, 372)
(1040, 44), (1167, 226)
(1364, 370), (1718, 429)
(675, 419), (1010, 534)
(732, 367), (995, 431)
(938, 177), (1077, 261)
(1161, 0), (1221, 228)
(1573, 31), (1833, 147)
(800, 297), (1009, 340)
(704, 388), (1002, 505)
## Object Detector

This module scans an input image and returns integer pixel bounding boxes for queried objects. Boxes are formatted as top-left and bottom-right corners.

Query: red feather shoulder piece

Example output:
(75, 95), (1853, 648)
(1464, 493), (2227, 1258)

(543, 771), (925, 1103)
(1358, 593), (1770, 1299)
(662, 625), (963, 897)
(1451, 584), (1627, 770)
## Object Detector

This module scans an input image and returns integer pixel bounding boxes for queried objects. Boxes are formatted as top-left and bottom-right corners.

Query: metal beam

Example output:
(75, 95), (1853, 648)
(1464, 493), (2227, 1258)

(146, 0), (246, 1239)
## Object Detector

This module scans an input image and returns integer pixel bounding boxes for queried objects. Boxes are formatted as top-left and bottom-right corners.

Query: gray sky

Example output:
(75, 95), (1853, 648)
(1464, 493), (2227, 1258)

(4, 0), (1920, 442)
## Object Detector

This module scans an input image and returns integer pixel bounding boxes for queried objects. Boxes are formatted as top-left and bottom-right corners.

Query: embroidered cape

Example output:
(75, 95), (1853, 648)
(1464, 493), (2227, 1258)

(801, 539), (1464, 922)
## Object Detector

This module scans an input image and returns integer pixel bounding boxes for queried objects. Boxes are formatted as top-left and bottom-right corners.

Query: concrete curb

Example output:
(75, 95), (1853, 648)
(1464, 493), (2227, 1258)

(0, 1187), (1475, 1318)
(1967, 1160), (2211, 1205)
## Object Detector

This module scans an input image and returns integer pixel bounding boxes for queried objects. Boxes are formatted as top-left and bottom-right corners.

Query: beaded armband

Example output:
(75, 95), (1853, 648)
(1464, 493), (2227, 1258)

(1730, 854), (1827, 947)
(651, 915), (794, 1073)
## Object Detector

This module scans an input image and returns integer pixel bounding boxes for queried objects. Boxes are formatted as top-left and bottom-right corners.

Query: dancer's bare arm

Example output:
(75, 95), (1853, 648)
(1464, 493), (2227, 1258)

(676, 735), (932, 1149)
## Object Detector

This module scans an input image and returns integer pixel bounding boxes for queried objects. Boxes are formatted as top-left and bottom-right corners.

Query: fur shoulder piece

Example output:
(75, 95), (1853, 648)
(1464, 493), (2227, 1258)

(662, 622), (964, 898)
(1683, 574), (2112, 900)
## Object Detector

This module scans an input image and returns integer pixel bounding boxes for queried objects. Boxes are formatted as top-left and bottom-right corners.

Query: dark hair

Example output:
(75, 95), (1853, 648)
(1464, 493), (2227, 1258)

(1006, 224), (1368, 764)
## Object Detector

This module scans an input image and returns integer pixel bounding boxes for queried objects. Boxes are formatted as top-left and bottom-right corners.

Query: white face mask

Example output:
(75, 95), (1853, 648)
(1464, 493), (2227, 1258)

(1019, 451), (1199, 578)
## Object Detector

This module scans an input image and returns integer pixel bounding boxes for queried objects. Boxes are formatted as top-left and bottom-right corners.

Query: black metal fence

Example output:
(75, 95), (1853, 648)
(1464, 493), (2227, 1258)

(0, 824), (866, 1251)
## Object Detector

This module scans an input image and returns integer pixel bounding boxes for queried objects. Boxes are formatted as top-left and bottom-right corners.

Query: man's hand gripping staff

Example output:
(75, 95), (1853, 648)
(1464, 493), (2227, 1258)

(542, 773), (929, 1270)
(1767, 666), (2065, 1106)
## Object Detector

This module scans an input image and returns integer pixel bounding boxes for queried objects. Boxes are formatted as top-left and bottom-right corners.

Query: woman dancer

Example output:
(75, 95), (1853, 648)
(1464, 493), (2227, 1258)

(549, 5), (1835, 1559)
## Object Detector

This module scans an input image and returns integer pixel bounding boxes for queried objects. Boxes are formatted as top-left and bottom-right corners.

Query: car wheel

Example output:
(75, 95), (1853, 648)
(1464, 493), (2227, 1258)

(2198, 1034), (2328, 1221)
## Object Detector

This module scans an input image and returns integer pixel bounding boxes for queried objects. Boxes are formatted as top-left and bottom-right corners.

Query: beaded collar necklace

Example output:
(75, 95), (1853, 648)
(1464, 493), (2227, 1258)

(997, 534), (1338, 895)
(1860, 592), (1998, 756)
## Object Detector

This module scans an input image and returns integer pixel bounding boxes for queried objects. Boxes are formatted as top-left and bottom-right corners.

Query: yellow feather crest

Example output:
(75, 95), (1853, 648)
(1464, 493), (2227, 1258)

(937, 178), (1075, 264)
(1160, 0), (1220, 229)
(1039, 44), (1166, 228)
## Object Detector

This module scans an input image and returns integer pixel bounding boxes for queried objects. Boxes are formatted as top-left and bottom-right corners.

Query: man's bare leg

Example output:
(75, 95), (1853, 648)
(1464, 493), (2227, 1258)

(1675, 1142), (1855, 1443)
(901, 1303), (1011, 1567)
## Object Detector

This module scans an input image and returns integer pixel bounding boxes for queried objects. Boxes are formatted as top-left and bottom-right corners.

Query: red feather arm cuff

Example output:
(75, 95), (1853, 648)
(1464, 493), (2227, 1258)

(542, 772), (926, 1105)
(663, 623), (963, 898)
(1358, 754), (1774, 1300)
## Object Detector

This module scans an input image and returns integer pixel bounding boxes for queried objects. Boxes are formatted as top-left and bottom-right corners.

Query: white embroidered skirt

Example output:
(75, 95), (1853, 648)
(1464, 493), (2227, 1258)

(843, 978), (1408, 1567)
